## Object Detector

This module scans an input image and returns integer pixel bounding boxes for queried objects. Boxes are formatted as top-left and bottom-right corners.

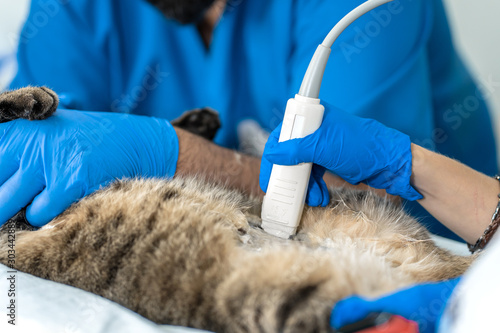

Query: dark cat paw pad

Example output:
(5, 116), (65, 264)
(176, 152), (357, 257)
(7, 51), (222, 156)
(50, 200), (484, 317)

(31, 87), (59, 120)
(0, 86), (59, 123)
(171, 107), (221, 141)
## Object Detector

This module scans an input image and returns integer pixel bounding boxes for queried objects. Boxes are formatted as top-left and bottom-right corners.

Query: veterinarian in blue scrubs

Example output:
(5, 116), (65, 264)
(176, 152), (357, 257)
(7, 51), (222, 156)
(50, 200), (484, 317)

(2, 0), (498, 231)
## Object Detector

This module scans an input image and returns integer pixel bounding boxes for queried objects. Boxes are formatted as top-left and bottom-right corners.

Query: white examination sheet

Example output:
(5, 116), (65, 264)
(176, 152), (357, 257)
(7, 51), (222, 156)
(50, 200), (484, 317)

(0, 264), (211, 333)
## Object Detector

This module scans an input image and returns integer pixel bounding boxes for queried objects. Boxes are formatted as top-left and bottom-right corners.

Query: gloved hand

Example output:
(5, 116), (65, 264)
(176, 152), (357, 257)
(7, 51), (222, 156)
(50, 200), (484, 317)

(0, 109), (178, 227)
(260, 103), (423, 206)
(331, 278), (461, 333)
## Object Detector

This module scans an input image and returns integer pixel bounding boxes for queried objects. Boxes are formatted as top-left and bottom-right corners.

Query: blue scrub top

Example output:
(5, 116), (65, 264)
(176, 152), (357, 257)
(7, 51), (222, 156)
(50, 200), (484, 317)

(10, 0), (498, 239)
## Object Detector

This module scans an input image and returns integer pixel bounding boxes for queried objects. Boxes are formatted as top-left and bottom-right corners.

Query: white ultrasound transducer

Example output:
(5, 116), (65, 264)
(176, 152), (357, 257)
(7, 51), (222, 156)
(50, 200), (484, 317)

(261, 0), (394, 239)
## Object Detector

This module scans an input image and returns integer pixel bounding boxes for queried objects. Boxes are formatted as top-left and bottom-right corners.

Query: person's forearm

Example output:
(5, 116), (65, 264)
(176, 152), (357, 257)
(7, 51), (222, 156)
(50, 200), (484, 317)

(411, 144), (499, 243)
(175, 127), (400, 201)
(174, 128), (262, 196)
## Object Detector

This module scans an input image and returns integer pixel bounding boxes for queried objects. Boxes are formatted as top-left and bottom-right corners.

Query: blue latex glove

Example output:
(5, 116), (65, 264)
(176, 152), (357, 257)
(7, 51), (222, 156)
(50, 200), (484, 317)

(260, 103), (423, 206)
(331, 278), (461, 333)
(0, 109), (178, 227)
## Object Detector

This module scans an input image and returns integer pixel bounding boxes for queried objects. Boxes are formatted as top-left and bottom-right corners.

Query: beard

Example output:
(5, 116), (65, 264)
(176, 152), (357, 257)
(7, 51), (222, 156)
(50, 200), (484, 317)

(146, 0), (217, 24)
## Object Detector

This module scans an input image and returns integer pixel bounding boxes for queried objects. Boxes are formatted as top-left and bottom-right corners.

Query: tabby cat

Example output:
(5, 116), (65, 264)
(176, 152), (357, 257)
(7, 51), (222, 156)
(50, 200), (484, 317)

(0, 87), (473, 332)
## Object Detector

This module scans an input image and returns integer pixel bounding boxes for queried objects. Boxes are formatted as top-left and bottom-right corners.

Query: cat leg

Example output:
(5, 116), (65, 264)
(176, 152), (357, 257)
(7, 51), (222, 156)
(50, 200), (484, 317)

(0, 87), (59, 123)
(171, 107), (221, 141)
(391, 243), (476, 282)
(215, 249), (335, 333)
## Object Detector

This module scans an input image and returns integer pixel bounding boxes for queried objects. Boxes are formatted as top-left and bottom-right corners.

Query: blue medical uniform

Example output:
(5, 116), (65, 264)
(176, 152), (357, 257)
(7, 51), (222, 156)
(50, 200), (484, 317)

(10, 0), (498, 240)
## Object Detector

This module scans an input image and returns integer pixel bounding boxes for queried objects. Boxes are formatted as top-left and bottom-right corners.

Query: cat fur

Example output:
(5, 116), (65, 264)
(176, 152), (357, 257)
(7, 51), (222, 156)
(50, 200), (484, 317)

(0, 87), (474, 332)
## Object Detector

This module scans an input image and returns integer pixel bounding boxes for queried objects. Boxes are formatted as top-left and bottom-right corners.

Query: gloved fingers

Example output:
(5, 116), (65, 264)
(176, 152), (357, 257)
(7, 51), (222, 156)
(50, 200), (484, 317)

(311, 164), (330, 207)
(0, 169), (45, 225)
(259, 123), (282, 193)
(330, 296), (377, 330)
(0, 121), (13, 140)
(26, 184), (85, 227)
(331, 292), (417, 330)
(306, 166), (329, 207)
(305, 177), (327, 207)
(262, 124), (281, 154)
(263, 134), (317, 166)
(317, 168), (330, 207)
(259, 156), (274, 193)
(268, 122), (283, 140)
(0, 161), (19, 186)
(0, 127), (20, 185)
(321, 184), (330, 207)
(330, 295), (409, 329)
(330, 281), (459, 332)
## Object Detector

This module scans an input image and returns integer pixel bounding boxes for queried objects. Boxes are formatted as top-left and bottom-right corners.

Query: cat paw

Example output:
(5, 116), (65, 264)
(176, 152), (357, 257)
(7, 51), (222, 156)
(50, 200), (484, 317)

(0, 209), (37, 233)
(0, 86), (59, 123)
(171, 107), (221, 141)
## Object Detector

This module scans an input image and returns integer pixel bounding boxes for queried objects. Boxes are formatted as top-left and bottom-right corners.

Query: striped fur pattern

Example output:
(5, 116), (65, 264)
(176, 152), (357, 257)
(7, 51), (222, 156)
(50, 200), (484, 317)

(0, 178), (473, 332)
(0, 87), (473, 332)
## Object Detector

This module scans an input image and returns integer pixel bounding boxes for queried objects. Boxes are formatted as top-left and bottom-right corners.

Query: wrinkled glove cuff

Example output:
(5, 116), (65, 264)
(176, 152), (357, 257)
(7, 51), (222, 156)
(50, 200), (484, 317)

(162, 121), (179, 178)
(386, 140), (423, 201)
(367, 134), (423, 201)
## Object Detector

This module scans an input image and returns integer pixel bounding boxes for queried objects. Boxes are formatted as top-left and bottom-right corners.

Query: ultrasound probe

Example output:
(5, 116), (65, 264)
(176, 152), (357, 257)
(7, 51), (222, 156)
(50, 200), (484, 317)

(261, 0), (395, 239)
